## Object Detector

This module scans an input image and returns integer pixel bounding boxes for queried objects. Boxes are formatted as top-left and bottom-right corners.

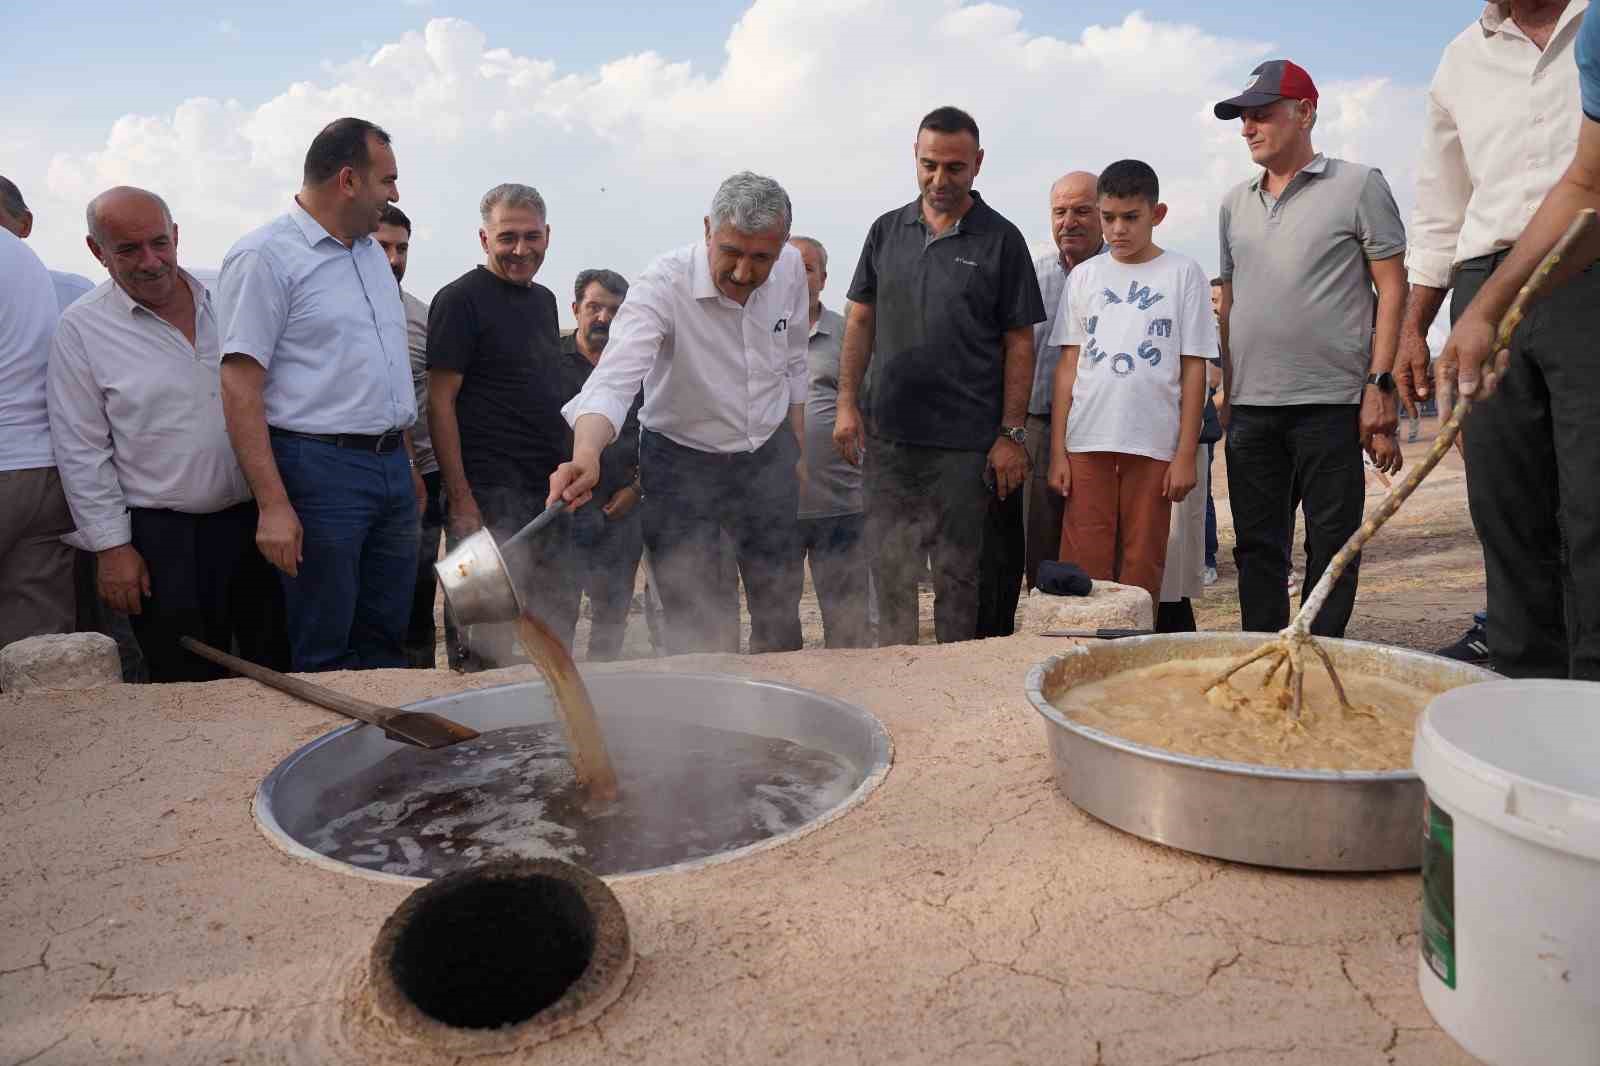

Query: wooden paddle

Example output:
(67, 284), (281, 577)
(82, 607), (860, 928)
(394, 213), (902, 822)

(180, 637), (480, 749)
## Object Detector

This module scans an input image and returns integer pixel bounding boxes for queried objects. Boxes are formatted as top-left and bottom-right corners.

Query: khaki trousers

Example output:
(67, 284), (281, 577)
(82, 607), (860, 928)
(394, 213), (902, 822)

(0, 466), (76, 649)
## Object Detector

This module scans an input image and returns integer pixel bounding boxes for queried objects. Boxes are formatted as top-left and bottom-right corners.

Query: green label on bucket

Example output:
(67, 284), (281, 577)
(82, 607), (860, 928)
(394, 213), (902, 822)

(1421, 796), (1456, 989)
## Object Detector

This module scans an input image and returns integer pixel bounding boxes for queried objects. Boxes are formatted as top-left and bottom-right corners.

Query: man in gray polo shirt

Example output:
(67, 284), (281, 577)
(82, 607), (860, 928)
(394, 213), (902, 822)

(835, 106), (1045, 646)
(793, 236), (870, 648)
(1214, 60), (1407, 637)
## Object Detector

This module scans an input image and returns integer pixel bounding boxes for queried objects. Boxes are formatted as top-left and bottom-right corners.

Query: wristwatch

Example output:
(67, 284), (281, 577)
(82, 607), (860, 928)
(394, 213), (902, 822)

(1365, 372), (1396, 394)
(1000, 425), (1028, 445)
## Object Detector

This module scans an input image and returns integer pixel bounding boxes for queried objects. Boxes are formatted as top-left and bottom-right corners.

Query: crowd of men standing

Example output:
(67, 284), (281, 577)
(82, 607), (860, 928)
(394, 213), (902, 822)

(3, 0), (1597, 686)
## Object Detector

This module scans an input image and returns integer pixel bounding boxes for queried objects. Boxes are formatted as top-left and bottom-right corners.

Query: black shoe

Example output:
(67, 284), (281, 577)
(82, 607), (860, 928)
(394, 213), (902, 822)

(1435, 622), (1490, 665)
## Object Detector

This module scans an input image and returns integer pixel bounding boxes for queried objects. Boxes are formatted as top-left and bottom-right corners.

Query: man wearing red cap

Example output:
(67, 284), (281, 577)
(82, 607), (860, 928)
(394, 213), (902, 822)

(1402, 1), (1596, 680)
(1213, 59), (1408, 639)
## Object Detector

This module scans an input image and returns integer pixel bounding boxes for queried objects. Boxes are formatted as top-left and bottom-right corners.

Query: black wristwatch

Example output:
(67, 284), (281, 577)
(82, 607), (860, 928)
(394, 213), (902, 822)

(1000, 425), (1028, 445)
(1365, 372), (1396, 394)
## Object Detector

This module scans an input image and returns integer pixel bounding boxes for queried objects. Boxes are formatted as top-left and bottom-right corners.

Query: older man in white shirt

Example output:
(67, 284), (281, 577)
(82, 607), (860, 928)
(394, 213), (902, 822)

(0, 228), (75, 650)
(1398, 0), (1595, 679)
(551, 171), (809, 655)
(218, 117), (424, 672)
(48, 187), (287, 682)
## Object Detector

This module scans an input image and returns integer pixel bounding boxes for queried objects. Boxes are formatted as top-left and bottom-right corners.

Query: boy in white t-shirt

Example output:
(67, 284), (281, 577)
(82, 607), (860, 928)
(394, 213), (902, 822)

(1046, 160), (1218, 605)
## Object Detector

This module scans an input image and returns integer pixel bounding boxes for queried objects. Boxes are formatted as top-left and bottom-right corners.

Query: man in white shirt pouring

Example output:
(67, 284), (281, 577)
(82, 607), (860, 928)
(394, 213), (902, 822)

(550, 172), (809, 655)
(47, 187), (288, 682)
(1398, 0), (1594, 678)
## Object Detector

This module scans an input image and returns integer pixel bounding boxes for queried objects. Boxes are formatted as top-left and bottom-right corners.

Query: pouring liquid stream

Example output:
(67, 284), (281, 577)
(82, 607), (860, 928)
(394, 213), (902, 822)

(515, 609), (620, 806)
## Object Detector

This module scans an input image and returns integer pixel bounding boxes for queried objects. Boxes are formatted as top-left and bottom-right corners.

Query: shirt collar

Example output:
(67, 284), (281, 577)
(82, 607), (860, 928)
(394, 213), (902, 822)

(1478, 1), (1588, 39)
(899, 189), (990, 233)
(1249, 152), (1328, 191)
(109, 266), (209, 320)
(289, 198), (365, 249)
(809, 303), (834, 339)
(691, 240), (726, 303)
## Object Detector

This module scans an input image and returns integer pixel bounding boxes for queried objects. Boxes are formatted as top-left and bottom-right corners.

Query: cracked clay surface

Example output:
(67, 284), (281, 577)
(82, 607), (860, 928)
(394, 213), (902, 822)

(0, 636), (1472, 1065)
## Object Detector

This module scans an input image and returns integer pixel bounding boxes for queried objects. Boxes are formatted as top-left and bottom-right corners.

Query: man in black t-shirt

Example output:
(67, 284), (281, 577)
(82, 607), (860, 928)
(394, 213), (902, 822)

(427, 183), (578, 667)
(558, 268), (644, 661)
(835, 107), (1046, 645)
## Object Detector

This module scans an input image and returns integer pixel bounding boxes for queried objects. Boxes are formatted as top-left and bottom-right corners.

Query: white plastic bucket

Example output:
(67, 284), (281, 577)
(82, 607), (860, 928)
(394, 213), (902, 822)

(1413, 680), (1600, 1066)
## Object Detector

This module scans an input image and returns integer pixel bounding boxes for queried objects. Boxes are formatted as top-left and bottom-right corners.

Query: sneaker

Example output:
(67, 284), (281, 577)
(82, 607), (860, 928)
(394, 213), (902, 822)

(1202, 566), (1218, 586)
(1435, 622), (1490, 665)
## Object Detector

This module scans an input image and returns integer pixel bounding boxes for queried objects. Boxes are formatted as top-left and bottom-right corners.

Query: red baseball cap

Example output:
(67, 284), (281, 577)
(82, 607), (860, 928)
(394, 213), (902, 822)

(1214, 60), (1319, 120)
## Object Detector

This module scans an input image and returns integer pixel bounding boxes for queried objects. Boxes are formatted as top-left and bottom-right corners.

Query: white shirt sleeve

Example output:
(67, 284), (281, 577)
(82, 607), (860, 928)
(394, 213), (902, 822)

(217, 246), (290, 366)
(1405, 85), (1472, 290)
(1178, 261), (1220, 361)
(46, 317), (130, 551)
(786, 256), (809, 407)
(562, 265), (673, 444)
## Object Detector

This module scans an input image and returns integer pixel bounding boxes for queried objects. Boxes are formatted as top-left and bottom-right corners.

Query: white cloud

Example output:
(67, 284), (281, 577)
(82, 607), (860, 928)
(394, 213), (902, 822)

(20, 3), (1428, 317)
(215, 18), (240, 39)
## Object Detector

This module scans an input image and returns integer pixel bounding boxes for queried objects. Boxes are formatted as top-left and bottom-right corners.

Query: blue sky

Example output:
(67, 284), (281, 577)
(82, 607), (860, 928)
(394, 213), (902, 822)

(6, 3), (1484, 310)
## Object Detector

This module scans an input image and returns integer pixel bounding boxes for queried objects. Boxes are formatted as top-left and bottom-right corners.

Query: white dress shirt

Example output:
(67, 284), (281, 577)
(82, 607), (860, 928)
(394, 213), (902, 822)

(1407, 1), (1589, 288)
(0, 229), (59, 472)
(563, 240), (809, 453)
(47, 270), (252, 552)
(217, 200), (415, 434)
(51, 270), (94, 313)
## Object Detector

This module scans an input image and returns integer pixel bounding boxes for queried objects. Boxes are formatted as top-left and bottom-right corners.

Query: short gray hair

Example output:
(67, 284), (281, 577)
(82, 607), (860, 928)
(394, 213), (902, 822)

(85, 186), (174, 245)
(479, 183), (546, 225)
(709, 171), (791, 238)
(790, 235), (827, 272)
(573, 268), (628, 305)
(0, 175), (28, 221)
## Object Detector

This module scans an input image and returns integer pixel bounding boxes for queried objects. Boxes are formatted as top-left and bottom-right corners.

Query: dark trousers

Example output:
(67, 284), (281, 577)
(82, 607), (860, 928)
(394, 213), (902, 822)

(270, 435), (419, 672)
(799, 513), (871, 648)
(1204, 443), (1219, 570)
(865, 436), (988, 645)
(977, 483), (1025, 638)
(127, 502), (288, 682)
(640, 428), (803, 656)
(1454, 255), (1600, 679)
(448, 481), (582, 669)
(1023, 413), (1066, 589)
(406, 470), (445, 669)
(1224, 404), (1363, 637)
(74, 550), (147, 683)
(574, 506), (645, 662)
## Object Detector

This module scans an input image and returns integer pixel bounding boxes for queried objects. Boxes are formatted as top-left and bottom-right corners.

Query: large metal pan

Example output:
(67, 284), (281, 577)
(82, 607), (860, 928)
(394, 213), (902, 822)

(1024, 633), (1497, 871)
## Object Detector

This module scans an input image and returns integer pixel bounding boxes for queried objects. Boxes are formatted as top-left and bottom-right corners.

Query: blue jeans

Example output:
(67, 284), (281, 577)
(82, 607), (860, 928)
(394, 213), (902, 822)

(270, 434), (419, 671)
(1204, 442), (1218, 569)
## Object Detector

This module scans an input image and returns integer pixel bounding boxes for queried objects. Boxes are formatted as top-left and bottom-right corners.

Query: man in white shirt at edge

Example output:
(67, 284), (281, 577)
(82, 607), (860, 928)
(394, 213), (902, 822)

(0, 228), (75, 650)
(218, 117), (426, 673)
(1395, 0), (1591, 678)
(0, 175), (94, 312)
(549, 171), (809, 656)
(47, 187), (288, 683)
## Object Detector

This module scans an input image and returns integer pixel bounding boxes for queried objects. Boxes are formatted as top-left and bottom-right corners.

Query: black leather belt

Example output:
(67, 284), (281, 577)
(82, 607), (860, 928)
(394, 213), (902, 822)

(270, 427), (405, 454)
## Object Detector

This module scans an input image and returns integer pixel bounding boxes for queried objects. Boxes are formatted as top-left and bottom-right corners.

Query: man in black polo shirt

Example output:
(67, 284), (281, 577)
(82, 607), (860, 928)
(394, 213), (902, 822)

(427, 182), (576, 668)
(835, 106), (1045, 645)
(558, 268), (644, 661)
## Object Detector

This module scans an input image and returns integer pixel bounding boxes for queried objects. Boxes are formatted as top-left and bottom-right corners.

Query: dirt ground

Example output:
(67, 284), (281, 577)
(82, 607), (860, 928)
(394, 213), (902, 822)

(443, 415), (1484, 665)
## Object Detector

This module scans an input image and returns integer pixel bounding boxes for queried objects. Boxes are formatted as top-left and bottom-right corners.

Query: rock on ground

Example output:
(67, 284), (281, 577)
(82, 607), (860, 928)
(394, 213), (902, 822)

(1017, 581), (1154, 634)
(0, 632), (122, 693)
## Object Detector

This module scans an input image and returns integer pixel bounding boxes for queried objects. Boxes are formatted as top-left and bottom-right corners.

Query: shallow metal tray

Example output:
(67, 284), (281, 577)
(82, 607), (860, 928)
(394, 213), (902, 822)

(1024, 633), (1497, 871)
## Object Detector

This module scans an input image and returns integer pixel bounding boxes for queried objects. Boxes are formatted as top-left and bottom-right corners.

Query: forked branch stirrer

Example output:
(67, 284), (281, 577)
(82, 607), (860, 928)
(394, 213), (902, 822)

(1204, 209), (1599, 720)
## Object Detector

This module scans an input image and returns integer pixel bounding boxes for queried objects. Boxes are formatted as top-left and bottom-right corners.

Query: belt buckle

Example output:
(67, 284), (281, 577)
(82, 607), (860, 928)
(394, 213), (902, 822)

(377, 429), (401, 453)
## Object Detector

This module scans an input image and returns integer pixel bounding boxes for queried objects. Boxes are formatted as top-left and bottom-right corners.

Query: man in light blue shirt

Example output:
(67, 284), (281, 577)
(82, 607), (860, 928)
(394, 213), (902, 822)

(218, 117), (424, 672)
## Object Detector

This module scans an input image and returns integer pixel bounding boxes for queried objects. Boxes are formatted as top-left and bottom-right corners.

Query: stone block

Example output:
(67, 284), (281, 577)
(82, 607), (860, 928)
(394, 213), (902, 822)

(1017, 581), (1154, 634)
(0, 633), (123, 694)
